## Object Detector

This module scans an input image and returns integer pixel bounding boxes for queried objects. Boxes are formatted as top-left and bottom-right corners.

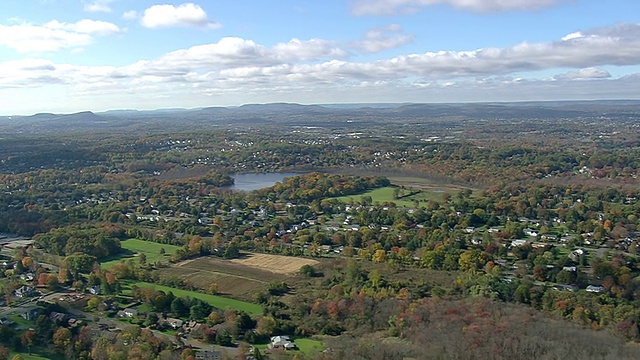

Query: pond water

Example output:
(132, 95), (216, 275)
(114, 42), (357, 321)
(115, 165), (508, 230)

(225, 172), (305, 191)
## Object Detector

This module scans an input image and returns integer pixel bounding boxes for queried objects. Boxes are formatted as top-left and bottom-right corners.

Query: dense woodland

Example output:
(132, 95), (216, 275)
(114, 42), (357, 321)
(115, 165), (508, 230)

(1, 106), (640, 359)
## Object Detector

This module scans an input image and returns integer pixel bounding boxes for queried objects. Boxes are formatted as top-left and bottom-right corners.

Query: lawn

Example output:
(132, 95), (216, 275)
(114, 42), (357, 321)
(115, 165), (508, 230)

(294, 338), (325, 355)
(9, 350), (60, 360)
(123, 281), (263, 316)
(334, 186), (449, 207)
(101, 239), (182, 268)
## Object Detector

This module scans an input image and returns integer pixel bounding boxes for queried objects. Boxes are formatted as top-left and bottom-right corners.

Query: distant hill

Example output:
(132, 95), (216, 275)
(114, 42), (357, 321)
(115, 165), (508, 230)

(1, 100), (639, 135)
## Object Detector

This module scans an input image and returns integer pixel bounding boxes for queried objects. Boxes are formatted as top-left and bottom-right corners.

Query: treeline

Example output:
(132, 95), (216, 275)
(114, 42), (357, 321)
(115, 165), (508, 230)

(33, 224), (125, 260)
(258, 172), (391, 202)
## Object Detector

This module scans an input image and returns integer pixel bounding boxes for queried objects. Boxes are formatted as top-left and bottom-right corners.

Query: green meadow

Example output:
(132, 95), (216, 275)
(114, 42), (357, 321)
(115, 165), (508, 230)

(101, 239), (181, 268)
(122, 281), (263, 316)
(294, 338), (325, 354)
(334, 186), (450, 207)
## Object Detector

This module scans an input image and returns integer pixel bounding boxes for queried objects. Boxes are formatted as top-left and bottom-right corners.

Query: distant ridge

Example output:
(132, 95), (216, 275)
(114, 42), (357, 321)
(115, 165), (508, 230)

(1, 100), (639, 135)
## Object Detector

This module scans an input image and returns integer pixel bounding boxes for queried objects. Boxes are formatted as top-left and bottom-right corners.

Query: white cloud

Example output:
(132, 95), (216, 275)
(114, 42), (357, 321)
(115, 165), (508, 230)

(562, 31), (583, 41)
(141, 3), (221, 29)
(0, 19), (120, 53)
(45, 19), (121, 35)
(0, 23), (92, 53)
(352, 0), (569, 16)
(554, 67), (611, 80)
(122, 10), (138, 20)
(273, 38), (347, 61)
(84, 0), (115, 13)
(351, 24), (413, 53)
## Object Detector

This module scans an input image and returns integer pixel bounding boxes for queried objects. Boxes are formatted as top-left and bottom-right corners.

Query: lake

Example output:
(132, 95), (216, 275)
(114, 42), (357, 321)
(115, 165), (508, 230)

(225, 172), (304, 191)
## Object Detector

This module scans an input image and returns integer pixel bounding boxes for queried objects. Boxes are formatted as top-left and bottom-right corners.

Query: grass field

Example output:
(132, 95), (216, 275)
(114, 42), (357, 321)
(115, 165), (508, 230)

(123, 281), (263, 316)
(101, 239), (182, 268)
(334, 186), (452, 207)
(294, 338), (325, 354)
(160, 253), (318, 300)
(9, 351), (59, 360)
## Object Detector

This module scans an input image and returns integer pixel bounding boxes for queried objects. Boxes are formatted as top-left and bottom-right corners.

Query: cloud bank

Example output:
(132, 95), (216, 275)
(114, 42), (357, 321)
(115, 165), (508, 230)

(1, 22), (639, 112)
(352, 0), (570, 15)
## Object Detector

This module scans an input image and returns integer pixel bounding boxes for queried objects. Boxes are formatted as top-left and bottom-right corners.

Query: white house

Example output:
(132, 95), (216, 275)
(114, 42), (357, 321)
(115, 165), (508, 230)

(586, 285), (605, 293)
(270, 335), (295, 350)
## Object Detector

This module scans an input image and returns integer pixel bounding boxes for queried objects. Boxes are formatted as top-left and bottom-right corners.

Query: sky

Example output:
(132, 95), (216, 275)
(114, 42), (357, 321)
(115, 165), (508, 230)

(1, 0), (639, 115)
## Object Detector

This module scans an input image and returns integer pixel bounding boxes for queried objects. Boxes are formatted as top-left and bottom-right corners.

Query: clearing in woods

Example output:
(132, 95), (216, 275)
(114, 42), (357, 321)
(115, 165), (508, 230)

(160, 253), (319, 300)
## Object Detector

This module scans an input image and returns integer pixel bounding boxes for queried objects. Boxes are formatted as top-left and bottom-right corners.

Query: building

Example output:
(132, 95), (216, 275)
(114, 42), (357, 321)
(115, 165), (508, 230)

(14, 285), (37, 298)
(586, 285), (605, 293)
(270, 335), (296, 350)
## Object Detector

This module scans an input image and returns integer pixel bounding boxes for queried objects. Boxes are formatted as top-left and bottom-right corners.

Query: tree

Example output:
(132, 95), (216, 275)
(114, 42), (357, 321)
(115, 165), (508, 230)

(21, 257), (33, 270)
(373, 249), (386, 263)
(63, 254), (98, 278)
(0, 345), (9, 360)
(299, 264), (317, 277)
(20, 330), (36, 354)
(53, 327), (72, 353)
(256, 316), (276, 336)
(86, 297), (100, 310)
(223, 243), (240, 259)
(369, 269), (382, 288)
(145, 312), (159, 328)
(216, 329), (233, 346)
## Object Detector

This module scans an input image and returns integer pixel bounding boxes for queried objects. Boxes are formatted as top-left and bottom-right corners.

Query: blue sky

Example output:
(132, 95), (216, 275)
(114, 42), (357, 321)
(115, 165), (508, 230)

(1, 0), (639, 115)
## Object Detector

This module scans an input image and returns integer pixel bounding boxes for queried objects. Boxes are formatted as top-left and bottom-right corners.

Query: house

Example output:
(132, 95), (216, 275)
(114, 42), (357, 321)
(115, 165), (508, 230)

(270, 335), (296, 350)
(568, 248), (585, 262)
(553, 284), (577, 292)
(195, 350), (223, 360)
(510, 239), (527, 247)
(166, 318), (183, 329)
(524, 229), (539, 237)
(21, 308), (40, 321)
(50, 311), (69, 324)
(14, 285), (36, 298)
(586, 285), (605, 293)
(117, 307), (139, 318)
(19, 272), (35, 281)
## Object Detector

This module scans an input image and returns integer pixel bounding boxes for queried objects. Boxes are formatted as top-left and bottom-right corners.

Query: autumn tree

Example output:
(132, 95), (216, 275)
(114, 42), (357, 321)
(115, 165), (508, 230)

(53, 327), (72, 353)
(20, 329), (36, 354)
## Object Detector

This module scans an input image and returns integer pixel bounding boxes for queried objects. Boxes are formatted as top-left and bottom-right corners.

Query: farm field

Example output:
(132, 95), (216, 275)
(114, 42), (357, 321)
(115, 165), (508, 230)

(228, 253), (318, 275)
(159, 253), (319, 300)
(122, 281), (263, 316)
(101, 239), (181, 268)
